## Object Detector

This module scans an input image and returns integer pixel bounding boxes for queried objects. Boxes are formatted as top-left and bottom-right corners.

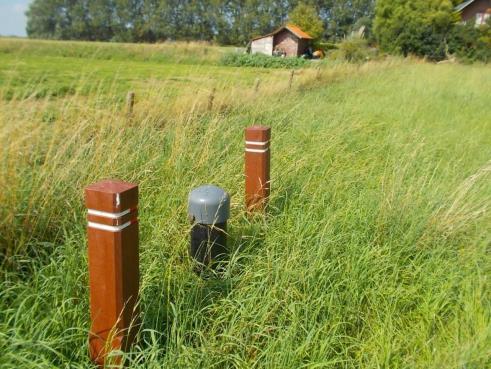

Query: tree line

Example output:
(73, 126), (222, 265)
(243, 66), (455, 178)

(25, 0), (375, 44)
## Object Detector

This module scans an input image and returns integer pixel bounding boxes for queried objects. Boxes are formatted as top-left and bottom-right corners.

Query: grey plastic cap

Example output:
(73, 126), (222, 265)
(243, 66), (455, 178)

(188, 185), (230, 225)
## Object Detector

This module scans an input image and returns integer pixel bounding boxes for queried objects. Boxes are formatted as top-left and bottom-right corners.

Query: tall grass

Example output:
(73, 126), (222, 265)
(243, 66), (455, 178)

(0, 41), (490, 368)
(0, 37), (232, 65)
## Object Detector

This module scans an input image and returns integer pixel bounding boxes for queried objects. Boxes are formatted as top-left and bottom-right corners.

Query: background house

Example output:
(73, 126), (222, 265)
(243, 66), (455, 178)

(456, 0), (491, 25)
(250, 24), (313, 57)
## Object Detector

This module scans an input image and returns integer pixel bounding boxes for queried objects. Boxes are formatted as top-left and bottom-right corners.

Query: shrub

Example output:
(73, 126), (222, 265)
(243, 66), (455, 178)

(318, 42), (338, 51)
(328, 38), (378, 63)
(373, 0), (456, 61)
(448, 19), (491, 63)
(221, 53), (308, 69)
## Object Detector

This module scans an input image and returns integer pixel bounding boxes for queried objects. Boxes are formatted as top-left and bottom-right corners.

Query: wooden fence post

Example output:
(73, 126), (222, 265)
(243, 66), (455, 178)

(254, 78), (261, 93)
(288, 70), (294, 90)
(208, 87), (216, 111)
(126, 91), (135, 118)
(85, 179), (140, 366)
(245, 126), (271, 212)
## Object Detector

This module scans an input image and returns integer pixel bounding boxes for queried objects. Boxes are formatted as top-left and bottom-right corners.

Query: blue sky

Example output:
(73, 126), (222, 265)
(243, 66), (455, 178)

(0, 0), (31, 36)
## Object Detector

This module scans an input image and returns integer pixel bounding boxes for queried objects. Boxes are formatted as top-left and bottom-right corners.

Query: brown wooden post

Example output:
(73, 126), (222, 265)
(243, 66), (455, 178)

(85, 180), (140, 366)
(208, 87), (216, 111)
(245, 126), (271, 212)
(254, 78), (261, 93)
(126, 91), (135, 117)
(288, 70), (294, 90)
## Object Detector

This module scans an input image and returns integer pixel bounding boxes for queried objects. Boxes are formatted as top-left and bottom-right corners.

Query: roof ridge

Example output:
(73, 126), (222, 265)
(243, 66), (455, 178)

(250, 24), (313, 41)
(285, 23), (313, 39)
(455, 0), (477, 12)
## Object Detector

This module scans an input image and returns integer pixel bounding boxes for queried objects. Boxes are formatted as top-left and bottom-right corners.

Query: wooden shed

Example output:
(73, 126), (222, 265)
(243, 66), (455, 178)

(250, 24), (313, 57)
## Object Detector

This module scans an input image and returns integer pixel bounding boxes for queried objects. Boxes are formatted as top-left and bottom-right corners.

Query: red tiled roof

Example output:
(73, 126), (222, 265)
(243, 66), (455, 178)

(285, 24), (313, 39)
(251, 24), (313, 41)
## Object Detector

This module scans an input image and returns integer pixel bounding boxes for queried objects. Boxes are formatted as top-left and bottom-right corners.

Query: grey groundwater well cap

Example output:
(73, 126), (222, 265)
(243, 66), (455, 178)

(188, 185), (230, 225)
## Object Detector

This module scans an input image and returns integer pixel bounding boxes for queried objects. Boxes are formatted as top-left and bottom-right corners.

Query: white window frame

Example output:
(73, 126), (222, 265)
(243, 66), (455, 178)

(475, 12), (490, 26)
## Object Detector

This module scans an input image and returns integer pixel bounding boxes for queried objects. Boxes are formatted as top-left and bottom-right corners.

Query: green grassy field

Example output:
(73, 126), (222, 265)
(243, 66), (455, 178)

(0, 38), (490, 368)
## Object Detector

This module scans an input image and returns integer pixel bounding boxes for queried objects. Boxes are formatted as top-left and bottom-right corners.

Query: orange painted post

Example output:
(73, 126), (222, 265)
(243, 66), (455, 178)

(245, 126), (271, 212)
(85, 180), (140, 366)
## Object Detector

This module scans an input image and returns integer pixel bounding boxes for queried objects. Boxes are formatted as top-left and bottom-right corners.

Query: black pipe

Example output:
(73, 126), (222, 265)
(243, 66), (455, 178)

(190, 222), (227, 267)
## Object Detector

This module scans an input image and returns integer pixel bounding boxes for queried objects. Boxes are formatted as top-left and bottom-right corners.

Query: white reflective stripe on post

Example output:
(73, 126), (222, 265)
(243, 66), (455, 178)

(88, 208), (132, 219)
(245, 148), (269, 153)
(245, 140), (270, 146)
(88, 221), (133, 232)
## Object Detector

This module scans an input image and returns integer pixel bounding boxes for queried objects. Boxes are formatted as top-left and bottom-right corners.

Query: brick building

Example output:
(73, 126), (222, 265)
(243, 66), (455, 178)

(250, 24), (313, 57)
(456, 0), (491, 25)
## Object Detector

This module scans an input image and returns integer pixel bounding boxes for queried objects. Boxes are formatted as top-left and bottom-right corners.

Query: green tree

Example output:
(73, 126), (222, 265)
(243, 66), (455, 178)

(111, 0), (141, 42)
(26, 0), (65, 39)
(87, 0), (115, 41)
(216, 0), (290, 45)
(288, 2), (324, 39)
(373, 0), (459, 60)
(25, 0), (375, 45)
(69, 0), (90, 40)
(310, 0), (375, 39)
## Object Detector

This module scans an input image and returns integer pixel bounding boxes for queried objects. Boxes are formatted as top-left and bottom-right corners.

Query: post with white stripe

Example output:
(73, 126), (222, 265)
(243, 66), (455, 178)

(85, 180), (139, 366)
(245, 126), (271, 212)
